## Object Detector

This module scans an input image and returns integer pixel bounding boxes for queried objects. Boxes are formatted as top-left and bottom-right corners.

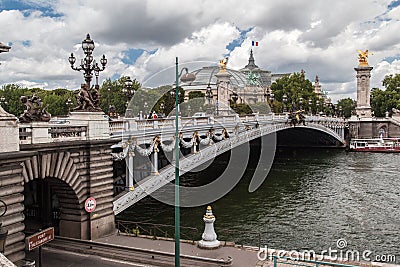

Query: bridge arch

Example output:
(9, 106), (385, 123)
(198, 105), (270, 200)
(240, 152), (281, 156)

(22, 152), (89, 239)
(113, 116), (347, 214)
(274, 125), (345, 147)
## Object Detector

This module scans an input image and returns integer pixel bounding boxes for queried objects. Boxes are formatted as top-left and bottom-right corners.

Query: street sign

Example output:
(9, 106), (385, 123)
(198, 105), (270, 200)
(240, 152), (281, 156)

(85, 197), (96, 213)
(26, 227), (54, 251)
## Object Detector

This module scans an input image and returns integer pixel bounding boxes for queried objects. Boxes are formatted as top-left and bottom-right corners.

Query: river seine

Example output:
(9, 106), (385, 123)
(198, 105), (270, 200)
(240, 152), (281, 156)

(120, 144), (399, 263)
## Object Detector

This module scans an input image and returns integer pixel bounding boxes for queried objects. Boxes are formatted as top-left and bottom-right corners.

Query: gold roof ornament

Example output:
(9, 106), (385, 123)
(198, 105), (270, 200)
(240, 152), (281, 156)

(357, 49), (373, 67)
(218, 57), (228, 73)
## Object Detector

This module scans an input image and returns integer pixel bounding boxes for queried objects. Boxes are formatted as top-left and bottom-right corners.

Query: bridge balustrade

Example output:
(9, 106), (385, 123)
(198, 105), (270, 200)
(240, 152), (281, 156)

(19, 123), (87, 144)
(17, 114), (347, 145)
(109, 120), (125, 133)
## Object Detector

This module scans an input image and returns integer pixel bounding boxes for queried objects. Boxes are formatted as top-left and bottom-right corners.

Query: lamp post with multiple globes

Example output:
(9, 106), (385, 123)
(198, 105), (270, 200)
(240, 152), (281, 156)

(68, 34), (107, 89)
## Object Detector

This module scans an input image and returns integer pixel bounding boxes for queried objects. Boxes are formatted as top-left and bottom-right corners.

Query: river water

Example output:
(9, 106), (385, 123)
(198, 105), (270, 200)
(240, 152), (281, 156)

(120, 143), (399, 263)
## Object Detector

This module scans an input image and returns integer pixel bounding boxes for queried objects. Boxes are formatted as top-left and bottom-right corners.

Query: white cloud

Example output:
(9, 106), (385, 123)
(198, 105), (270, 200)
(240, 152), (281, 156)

(0, 0), (399, 103)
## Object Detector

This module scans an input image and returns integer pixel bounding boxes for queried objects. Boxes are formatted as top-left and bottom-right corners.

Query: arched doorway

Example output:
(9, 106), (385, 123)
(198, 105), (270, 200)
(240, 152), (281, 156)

(21, 152), (89, 239)
(24, 177), (79, 236)
(378, 126), (387, 138)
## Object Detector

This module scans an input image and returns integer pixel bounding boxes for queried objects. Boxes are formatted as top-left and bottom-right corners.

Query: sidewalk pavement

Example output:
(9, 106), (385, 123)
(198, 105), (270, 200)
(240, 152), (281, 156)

(96, 233), (268, 267)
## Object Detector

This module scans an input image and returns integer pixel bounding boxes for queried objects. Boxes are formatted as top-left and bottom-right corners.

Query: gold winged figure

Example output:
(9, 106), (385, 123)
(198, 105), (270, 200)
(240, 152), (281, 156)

(357, 49), (373, 66)
(218, 57), (229, 73)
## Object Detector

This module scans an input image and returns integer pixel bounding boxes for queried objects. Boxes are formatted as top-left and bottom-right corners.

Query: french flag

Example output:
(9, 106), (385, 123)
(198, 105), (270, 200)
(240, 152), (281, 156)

(252, 41), (259, 46)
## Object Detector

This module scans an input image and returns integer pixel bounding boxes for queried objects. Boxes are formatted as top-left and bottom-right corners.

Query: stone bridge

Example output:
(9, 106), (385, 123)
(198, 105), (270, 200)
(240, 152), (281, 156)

(0, 109), (346, 263)
(111, 114), (347, 215)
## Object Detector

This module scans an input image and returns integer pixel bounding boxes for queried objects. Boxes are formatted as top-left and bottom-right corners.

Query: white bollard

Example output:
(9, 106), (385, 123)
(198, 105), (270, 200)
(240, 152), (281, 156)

(198, 206), (221, 249)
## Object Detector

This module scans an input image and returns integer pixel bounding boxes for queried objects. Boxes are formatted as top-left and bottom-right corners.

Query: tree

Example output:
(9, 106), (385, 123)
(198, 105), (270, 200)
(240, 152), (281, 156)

(100, 77), (141, 116)
(370, 74), (400, 117)
(337, 98), (356, 118)
(235, 103), (252, 115)
(43, 88), (75, 116)
(270, 72), (318, 113)
(188, 91), (205, 100)
(0, 84), (29, 116)
(382, 74), (400, 93)
(183, 91), (206, 116)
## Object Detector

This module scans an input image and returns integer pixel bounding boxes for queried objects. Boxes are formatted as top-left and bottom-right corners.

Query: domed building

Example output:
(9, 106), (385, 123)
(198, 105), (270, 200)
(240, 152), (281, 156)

(181, 50), (288, 114)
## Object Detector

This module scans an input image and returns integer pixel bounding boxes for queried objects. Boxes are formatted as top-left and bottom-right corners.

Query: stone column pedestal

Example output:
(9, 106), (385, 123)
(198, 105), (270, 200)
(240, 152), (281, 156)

(215, 72), (232, 116)
(68, 111), (110, 140)
(198, 206), (221, 249)
(0, 107), (19, 152)
(354, 66), (373, 118)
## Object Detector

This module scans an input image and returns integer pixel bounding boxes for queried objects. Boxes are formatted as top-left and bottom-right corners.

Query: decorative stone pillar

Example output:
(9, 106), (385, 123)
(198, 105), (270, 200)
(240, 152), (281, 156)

(68, 111), (110, 139)
(198, 206), (221, 249)
(215, 65), (232, 116)
(151, 137), (160, 175)
(354, 53), (373, 118)
(0, 107), (19, 152)
(127, 149), (134, 190)
(193, 132), (199, 154)
(151, 149), (158, 175)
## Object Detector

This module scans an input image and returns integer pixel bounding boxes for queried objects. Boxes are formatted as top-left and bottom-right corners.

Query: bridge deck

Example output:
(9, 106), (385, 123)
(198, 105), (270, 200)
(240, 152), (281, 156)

(113, 116), (346, 215)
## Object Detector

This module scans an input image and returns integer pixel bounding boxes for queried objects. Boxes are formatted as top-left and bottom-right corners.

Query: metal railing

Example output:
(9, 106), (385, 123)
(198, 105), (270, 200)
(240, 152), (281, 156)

(217, 228), (264, 248)
(116, 220), (199, 242)
(270, 255), (360, 267)
(116, 221), (266, 248)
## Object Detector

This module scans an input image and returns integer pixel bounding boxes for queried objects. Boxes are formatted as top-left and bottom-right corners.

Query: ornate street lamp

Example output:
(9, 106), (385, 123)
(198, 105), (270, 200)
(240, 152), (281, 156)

(187, 105), (191, 117)
(122, 77), (135, 106)
(269, 93), (274, 102)
(269, 93), (274, 113)
(0, 96), (7, 108)
(308, 99), (313, 115)
(66, 98), (73, 113)
(107, 85), (111, 115)
(68, 34), (107, 89)
(283, 94), (288, 113)
(205, 84), (213, 114)
(174, 57), (195, 267)
(0, 42), (10, 54)
(231, 91), (238, 113)
(160, 103), (165, 117)
(143, 102), (148, 117)
(0, 199), (8, 254)
(299, 97), (303, 111)
(216, 81), (221, 116)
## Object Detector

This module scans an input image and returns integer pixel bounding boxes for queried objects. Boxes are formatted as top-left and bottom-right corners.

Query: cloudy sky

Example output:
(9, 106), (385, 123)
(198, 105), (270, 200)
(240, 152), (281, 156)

(1, 0), (400, 102)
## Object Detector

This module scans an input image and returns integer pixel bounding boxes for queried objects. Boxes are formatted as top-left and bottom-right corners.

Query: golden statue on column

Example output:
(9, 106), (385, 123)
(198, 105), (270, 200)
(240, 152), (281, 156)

(357, 49), (373, 67)
(218, 57), (229, 73)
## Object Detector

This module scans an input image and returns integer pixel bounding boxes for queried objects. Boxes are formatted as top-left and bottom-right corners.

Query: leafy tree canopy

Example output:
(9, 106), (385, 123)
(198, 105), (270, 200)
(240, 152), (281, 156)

(336, 98), (356, 118)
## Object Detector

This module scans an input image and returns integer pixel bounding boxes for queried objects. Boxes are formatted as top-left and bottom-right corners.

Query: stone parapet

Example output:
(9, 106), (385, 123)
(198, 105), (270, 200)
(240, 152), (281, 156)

(0, 107), (19, 152)
(68, 112), (110, 140)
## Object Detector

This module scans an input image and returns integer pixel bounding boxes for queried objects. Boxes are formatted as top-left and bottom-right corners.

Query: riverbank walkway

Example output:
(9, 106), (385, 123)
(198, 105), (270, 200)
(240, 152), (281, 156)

(97, 233), (265, 266)
(24, 233), (399, 267)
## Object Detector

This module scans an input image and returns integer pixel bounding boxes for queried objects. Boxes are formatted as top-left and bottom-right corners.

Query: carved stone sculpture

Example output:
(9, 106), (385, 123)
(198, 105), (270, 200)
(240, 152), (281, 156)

(73, 83), (102, 112)
(19, 94), (51, 123)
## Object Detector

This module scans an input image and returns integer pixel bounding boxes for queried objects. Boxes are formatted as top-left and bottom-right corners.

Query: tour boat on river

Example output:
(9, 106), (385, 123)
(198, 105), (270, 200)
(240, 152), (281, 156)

(349, 138), (400, 152)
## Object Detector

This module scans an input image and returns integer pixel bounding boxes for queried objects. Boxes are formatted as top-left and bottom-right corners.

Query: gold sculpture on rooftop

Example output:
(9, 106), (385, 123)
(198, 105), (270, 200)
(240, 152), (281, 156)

(357, 49), (373, 67)
(218, 57), (229, 73)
